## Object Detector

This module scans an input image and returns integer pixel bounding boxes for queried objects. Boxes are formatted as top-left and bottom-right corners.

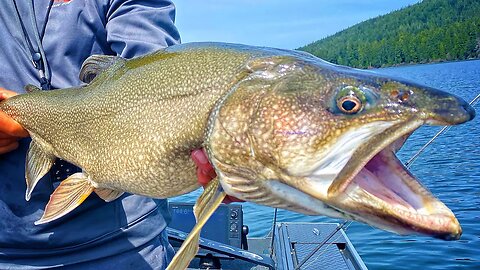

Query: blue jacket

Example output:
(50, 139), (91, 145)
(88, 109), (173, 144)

(0, 0), (180, 268)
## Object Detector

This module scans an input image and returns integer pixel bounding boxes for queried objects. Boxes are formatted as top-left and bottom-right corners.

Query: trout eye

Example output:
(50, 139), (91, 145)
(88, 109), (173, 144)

(337, 95), (362, 114)
(333, 85), (369, 115)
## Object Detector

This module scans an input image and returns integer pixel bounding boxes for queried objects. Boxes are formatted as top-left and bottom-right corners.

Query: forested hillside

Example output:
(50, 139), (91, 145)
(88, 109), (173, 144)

(299, 0), (480, 68)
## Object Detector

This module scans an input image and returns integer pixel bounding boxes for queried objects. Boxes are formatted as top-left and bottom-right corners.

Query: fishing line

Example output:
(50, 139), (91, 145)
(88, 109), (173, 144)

(295, 189), (375, 268)
(294, 220), (350, 270)
(300, 221), (353, 270)
(270, 92), (479, 265)
(405, 92), (480, 168)
(291, 189), (358, 268)
(269, 207), (278, 256)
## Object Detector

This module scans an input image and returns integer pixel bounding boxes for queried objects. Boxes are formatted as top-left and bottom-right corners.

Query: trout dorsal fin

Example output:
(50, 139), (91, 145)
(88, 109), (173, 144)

(24, 84), (41, 93)
(79, 55), (125, 83)
(25, 139), (56, 201)
(35, 172), (95, 225)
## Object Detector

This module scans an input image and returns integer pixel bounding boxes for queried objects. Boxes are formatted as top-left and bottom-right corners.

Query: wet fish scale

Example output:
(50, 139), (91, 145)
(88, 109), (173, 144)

(0, 42), (474, 269)
(1, 44), (259, 198)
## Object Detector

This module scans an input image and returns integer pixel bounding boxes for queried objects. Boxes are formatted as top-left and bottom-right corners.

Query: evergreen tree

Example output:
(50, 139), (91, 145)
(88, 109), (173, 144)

(298, 0), (480, 68)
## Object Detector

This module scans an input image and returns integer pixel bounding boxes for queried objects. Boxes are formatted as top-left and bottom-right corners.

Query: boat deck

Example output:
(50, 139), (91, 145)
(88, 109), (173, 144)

(168, 202), (367, 269)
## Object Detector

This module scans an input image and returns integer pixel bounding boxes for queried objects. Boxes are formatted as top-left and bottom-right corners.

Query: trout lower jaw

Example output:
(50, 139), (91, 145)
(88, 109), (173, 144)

(333, 137), (462, 240)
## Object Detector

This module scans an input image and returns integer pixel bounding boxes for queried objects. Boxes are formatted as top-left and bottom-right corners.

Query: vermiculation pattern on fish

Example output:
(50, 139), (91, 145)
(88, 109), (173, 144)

(0, 42), (475, 269)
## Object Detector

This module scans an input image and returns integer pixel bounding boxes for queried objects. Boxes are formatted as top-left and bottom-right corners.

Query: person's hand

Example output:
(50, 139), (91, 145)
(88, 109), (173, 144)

(0, 88), (29, 154)
(191, 148), (244, 204)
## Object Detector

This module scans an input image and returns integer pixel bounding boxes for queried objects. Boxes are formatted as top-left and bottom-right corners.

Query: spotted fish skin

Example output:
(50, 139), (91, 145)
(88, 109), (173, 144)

(0, 43), (474, 236)
(0, 43), (271, 198)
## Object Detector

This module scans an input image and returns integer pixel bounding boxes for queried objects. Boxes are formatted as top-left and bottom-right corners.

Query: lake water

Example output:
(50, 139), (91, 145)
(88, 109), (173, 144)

(174, 59), (480, 269)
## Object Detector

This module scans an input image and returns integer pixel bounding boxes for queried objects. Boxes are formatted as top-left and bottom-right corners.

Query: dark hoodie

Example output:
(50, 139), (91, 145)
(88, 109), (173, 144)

(0, 0), (180, 269)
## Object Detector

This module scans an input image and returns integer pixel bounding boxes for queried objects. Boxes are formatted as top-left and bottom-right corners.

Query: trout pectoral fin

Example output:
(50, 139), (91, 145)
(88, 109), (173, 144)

(25, 140), (55, 201)
(35, 173), (95, 225)
(166, 178), (226, 270)
(94, 188), (124, 202)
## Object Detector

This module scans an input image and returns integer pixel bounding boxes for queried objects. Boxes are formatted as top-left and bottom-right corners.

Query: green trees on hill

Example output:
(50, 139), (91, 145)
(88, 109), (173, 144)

(299, 0), (480, 68)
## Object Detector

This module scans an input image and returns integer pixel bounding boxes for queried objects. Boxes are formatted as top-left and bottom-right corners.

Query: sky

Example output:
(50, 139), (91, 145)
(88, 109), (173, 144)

(174, 0), (421, 49)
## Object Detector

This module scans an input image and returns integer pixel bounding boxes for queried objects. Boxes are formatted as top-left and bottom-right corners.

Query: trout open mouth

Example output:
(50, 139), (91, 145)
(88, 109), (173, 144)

(327, 122), (462, 240)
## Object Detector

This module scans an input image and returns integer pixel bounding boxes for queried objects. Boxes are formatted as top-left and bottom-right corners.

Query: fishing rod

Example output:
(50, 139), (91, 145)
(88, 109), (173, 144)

(405, 92), (480, 168)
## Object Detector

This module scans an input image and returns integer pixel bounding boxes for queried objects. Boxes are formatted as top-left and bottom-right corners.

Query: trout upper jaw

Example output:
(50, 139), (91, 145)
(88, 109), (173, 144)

(419, 89), (476, 125)
(301, 120), (399, 197)
(301, 119), (462, 240)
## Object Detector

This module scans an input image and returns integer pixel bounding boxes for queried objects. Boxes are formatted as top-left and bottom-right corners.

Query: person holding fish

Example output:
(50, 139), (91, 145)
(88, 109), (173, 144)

(0, 1), (476, 270)
(0, 0), (218, 269)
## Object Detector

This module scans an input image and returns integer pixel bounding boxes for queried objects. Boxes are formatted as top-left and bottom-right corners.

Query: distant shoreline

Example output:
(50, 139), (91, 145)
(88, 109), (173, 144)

(370, 57), (480, 70)
(299, 0), (480, 70)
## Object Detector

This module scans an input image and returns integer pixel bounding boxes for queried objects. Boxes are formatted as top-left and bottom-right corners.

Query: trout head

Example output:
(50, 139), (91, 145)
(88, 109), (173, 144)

(206, 53), (475, 240)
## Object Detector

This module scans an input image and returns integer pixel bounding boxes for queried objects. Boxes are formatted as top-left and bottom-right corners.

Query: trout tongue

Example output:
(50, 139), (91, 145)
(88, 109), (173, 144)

(351, 142), (423, 213)
(354, 162), (415, 212)
(343, 139), (461, 239)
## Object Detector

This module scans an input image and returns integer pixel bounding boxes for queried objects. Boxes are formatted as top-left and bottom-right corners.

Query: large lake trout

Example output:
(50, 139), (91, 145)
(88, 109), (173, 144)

(0, 43), (475, 269)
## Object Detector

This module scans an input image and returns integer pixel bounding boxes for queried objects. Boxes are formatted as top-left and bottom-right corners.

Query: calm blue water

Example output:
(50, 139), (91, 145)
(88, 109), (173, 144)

(174, 59), (480, 269)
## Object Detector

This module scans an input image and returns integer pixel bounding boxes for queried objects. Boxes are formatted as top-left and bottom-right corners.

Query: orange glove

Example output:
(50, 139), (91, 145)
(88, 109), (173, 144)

(0, 88), (29, 154)
(191, 148), (244, 203)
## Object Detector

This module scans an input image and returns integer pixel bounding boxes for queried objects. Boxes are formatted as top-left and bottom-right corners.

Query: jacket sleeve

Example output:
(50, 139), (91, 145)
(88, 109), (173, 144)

(106, 0), (181, 58)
